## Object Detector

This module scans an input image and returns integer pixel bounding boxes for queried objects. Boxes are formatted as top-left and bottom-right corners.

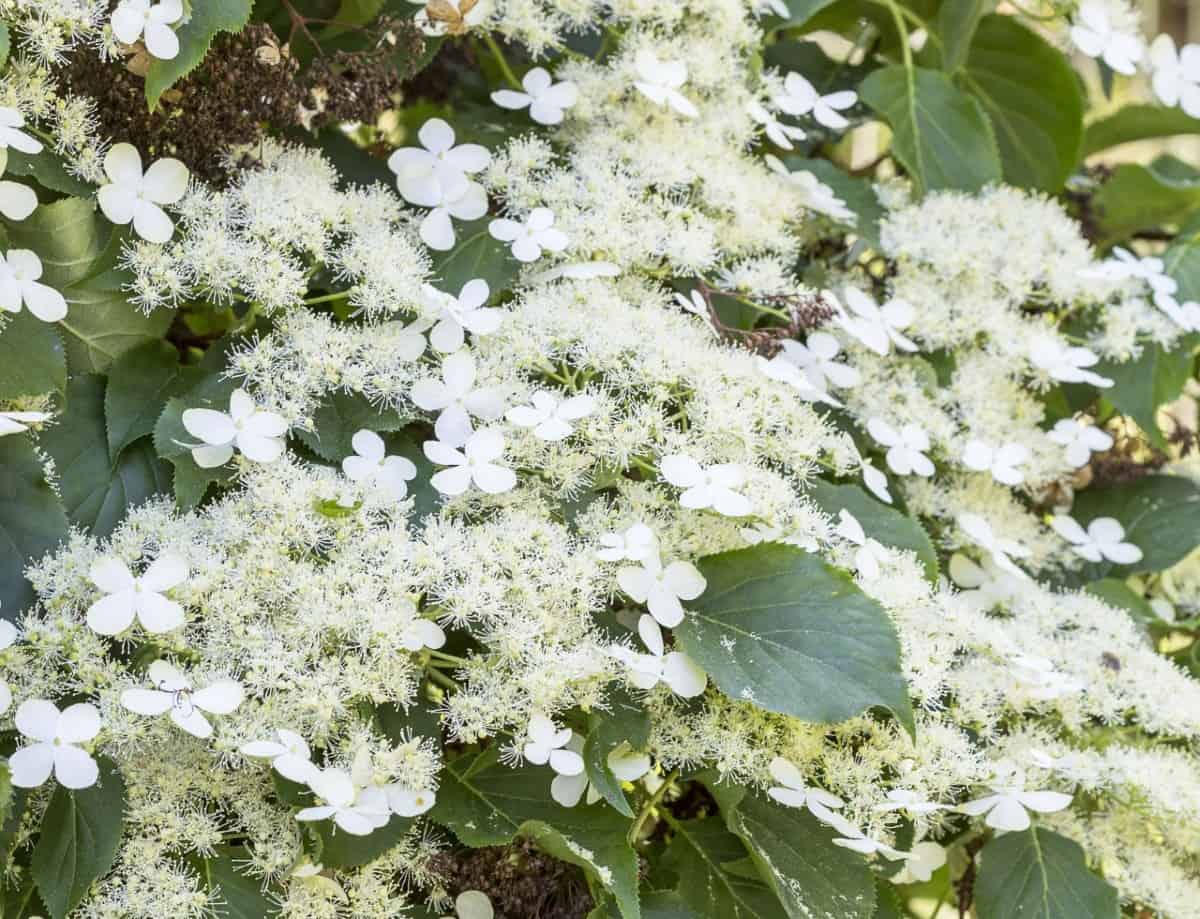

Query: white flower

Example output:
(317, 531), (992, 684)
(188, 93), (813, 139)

(181, 388), (288, 467)
(552, 738), (651, 807)
(961, 440), (1029, 486)
(0, 107), (42, 161)
(873, 789), (947, 815)
(757, 353), (842, 405)
(960, 776), (1072, 831)
(385, 782), (437, 817)
(778, 333), (860, 392)
(523, 712), (584, 776)
(774, 73), (857, 129)
(422, 279), (502, 353)
(442, 891), (494, 919)
(660, 455), (753, 516)
(10, 700), (101, 789)
(491, 68), (578, 125)
(342, 430), (418, 501)
(121, 660), (244, 738)
(97, 143), (188, 244)
(111, 0), (183, 60)
(835, 509), (888, 580)
(1050, 515), (1142, 565)
(413, 0), (490, 36)
(423, 428), (516, 496)
(597, 523), (658, 563)
(296, 768), (391, 836)
(85, 554), (187, 635)
(1009, 654), (1085, 700)
(1028, 337), (1112, 387)
(949, 553), (1029, 611)
(412, 350), (504, 446)
(0, 410), (51, 436)
(241, 729), (317, 784)
(610, 615), (707, 698)
(958, 513), (1030, 578)
(867, 418), (934, 477)
(0, 180), (36, 221)
(0, 250), (68, 322)
(388, 118), (489, 209)
(1093, 247), (1179, 298)
(1149, 35), (1200, 115)
(766, 757), (846, 825)
(892, 843), (947, 884)
(831, 825), (903, 859)
(747, 101), (806, 149)
(617, 555), (705, 628)
(836, 287), (917, 355)
(846, 440), (892, 504)
(763, 156), (854, 221)
(1047, 419), (1112, 468)
(1069, 1), (1143, 75)
(398, 610), (447, 651)
(488, 208), (569, 262)
(507, 391), (596, 441)
(632, 50), (698, 118)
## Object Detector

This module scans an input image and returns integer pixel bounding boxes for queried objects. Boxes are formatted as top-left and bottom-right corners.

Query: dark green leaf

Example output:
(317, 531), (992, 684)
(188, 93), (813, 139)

(5, 196), (100, 288)
(295, 390), (407, 462)
(1163, 218), (1200, 301)
(872, 881), (905, 919)
(582, 694), (648, 818)
(1082, 104), (1200, 157)
(32, 757), (126, 919)
(312, 815), (415, 869)
(0, 310), (66, 399)
(1098, 337), (1196, 449)
(144, 0), (254, 110)
(936, 0), (993, 73)
(860, 65), (1002, 195)
(59, 287), (176, 375)
(1091, 162), (1200, 247)
(1070, 475), (1200, 575)
(196, 846), (282, 918)
(429, 217), (517, 299)
(675, 544), (913, 735)
(105, 341), (203, 461)
(0, 23), (9, 70)
(0, 435), (68, 616)
(660, 817), (787, 919)
(975, 827), (1118, 919)
(763, 0), (847, 31)
(4, 149), (93, 197)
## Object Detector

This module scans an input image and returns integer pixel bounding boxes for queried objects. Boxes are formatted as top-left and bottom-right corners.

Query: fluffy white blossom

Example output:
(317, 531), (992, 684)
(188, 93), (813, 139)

(241, 729), (317, 784)
(868, 418), (934, 477)
(1028, 337), (1113, 388)
(774, 73), (857, 129)
(492, 68), (578, 125)
(1047, 419), (1113, 468)
(958, 513), (1031, 577)
(507, 391), (596, 441)
(1070, 0), (1144, 74)
(412, 350), (505, 445)
(488, 208), (569, 262)
(767, 757), (846, 824)
(422, 279), (503, 353)
(296, 767), (390, 836)
(424, 428), (516, 495)
(660, 455), (753, 516)
(960, 774), (1072, 831)
(10, 700), (101, 789)
(342, 429), (418, 500)
(617, 555), (706, 628)
(1149, 35), (1200, 114)
(837, 287), (917, 356)
(962, 440), (1029, 486)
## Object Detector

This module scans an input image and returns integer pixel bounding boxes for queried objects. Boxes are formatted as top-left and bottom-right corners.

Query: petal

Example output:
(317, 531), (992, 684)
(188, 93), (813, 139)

(170, 706), (213, 738)
(144, 21), (180, 60)
(638, 614), (664, 656)
(444, 144), (491, 174)
(551, 772), (588, 807)
(134, 591), (184, 632)
(104, 142), (143, 185)
(191, 443), (234, 468)
(193, 680), (244, 714)
(418, 118), (455, 153)
(430, 465), (472, 495)
(646, 585), (685, 628)
(148, 659), (188, 689)
(445, 181), (488, 220)
(57, 703), (101, 743)
(617, 566), (653, 603)
(86, 592), (137, 635)
(548, 748), (585, 777)
(984, 796), (1031, 832)
(0, 182), (37, 221)
(424, 439), (465, 466)
(472, 462), (516, 494)
(529, 100), (566, 125)
(241, 411), (288, 438)
(1102, 542), (1143, 565)
(659, 454), (704, 488)
(240, 740), (287, 758)
(510, 236), (542, 262)
(662, 562), (706, 600)
(295, 805), (336, 822)
(140, 553), (187, 591)
(492, 90), (532, 110)
(53, 746), (99, 789)
(1086, 516), (1126, 545)
(20, 281), (66, 323)
(662, 652), (706, 697)
(421, 208), (456, 251)
(91, 557), (136, 593)
(456, 891), (495, 919)
(111, 3), (147, 43)
(1017, 791), (1073, 813)
(9, 743), (55, 787)
(465, 428), (505, 462)
(121, 688), (174, 715)
(236, 433), (284, 463)
(1050, 515), (1088, 545)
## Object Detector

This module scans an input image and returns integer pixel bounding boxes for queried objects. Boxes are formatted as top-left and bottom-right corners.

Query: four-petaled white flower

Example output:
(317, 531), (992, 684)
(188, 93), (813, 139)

(1028, 337), (1112, 388)
(778, 333), (860, 392)
(111, 0), (183, 60)
(85, 554), (188, 635)
(632, 50), (698, 118)
(1050, 515), (1142, 565)
(296, 767), (391, 836)
(182, 388), (288, 468)
(491, 68), (578, 125)
(961, 439), (1029, 486)
(488, 208), (569, 262)
(388, 119), (489, 250)
(421, 279), (502, 354)
(441, 891), (494, 919)
(0, 410), (51, 436)
(1092, 247), (1179, 298)
(1070, 0), (1143, 75)
(836, 287), (917, 355)
(835, 509), (889, 580)
(747, 101), (806, 149)
(766, 757), (846, 825)
(507, 391), (596, 442)
(0, 250), (68, 322)
(98, 143), (189, 243)
(1149, 35), (1200, 115)
(597, 522), (657, 563)
(960, 775), (1072, 831)
(424, 428), (516, 496)
(1047, 418), (1112, 468)
(892, 842), (947, 884)
(411, 350), (504, 446)
(610, 615), (707, 698)
(758, 353), (842, 405)
(10, 700), (101, 789)
(342, 429), (418, 501)
(958, 513), (1030, 578)
(617, 555), (705, 628)
(121, 660), (244, 738)
(523, 712), (585, 776)
(241, 729), (317, 784)
(949, 552), (1029, 612)
(874, 789), (947, 815)
(867, 418), (934, 477)
(774, 73), (857, 129)
(660, 455), (753, 516)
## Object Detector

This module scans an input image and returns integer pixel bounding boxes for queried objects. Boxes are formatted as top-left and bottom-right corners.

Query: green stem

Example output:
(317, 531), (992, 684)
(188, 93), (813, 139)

(303, 290), (352, 306)
(483, 33), (522, 90)
(428, 648), (469, 667)
(426, 668), (458, 692)
(628, 768), (680, 845)
(881, 0), (914, 71)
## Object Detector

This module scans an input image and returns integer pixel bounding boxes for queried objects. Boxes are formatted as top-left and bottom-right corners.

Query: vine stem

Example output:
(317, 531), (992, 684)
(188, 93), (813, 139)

(303, 290), (352, 306)
(483, 33), (523, 90)
(627, 768), (679, 845)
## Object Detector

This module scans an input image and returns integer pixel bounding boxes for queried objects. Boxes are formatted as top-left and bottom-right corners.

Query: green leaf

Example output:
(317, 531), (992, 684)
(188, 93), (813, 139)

(153, 372), (239, 511)
(660, 817), (787, 919)
(1069, 475), (1200, 575)
(872, 881), (905, 919)
(582, 692), (649, 818)
(39, 375), (172, 537)
(1091, 162), (1200, 247)
(763, 0), (846, 31)
(4, 149), (93, 197)
(322, 0), (385, 37)
(0, 310), (66, 399)
(860, 65), (1002, 196)
(196, 846), (282, 918)
(806, 479), (938, 581)
(1163, 219), (1200, 301)
(295, 390), (407, 462)
(936, 0), (993, 73)
(959, 15), (1084, 191)
(59, 287), (176, 375)
(1098, 338), (1196, 449)
(106, 342), (204, 461)
(312, 815), (415, 869)
(1082, 104), (1200, 157)
(5, 197), (101, 288)
(782, 158), (883, 248)
(144, 0), (254, 111)
(31, 757), (126, 919)
(429, 217), (517, 299)
(0, 22), (9, 70)
(974, 827), (1118, 919)
(675, 544), (913, 735)
(0, 435), (68, 616)
(431, 747), (640, 919)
